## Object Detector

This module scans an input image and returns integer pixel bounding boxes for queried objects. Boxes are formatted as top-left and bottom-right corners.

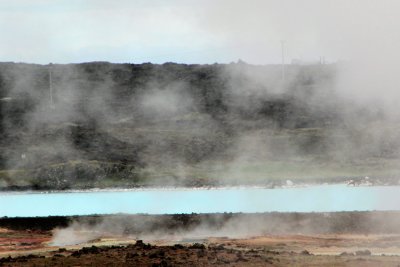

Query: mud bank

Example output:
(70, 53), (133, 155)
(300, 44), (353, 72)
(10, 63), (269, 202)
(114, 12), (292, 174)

(3, 211), (400, 235)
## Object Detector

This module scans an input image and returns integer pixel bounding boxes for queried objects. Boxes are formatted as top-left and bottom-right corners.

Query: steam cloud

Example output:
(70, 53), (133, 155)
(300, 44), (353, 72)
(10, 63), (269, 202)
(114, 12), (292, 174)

(52, 212), (400, 246)
(1, 1), (400, 189)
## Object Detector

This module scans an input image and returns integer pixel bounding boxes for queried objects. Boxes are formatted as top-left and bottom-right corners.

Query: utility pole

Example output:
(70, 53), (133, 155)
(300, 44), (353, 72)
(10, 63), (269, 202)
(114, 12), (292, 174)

(281, 40), (285, 83)
(49, 63), (54, 109)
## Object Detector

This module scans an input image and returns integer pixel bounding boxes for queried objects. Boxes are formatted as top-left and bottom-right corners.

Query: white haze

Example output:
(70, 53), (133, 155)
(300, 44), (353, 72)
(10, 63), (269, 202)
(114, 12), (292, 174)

(2, 0), (400, 243)
(1, 1), (399, 181)
(0, 1), (397, 65)
(51, 215), (326, 246)
(139, 82), (194, 119)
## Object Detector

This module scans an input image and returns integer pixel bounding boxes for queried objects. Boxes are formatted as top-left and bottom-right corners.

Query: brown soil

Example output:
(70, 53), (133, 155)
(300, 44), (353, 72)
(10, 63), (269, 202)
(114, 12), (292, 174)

(2, 234), (400, 266)
(3, 212), (400, 266)
(0, 228), (51, 257)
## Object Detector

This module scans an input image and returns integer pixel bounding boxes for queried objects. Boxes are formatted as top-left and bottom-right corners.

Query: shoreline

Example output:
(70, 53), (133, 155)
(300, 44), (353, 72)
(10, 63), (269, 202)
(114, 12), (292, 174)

(1, 174), (398, 193)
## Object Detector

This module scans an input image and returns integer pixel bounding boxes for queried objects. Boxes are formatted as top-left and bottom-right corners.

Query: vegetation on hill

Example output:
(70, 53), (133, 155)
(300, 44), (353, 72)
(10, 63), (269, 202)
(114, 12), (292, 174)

(0, 61), (398, 190)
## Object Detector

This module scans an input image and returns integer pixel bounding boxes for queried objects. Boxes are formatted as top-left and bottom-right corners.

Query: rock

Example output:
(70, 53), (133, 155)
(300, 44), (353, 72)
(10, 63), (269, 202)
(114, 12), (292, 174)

(173, 244), (184, 249)
(81, 246), (101, 254)
(340, 252), (355, 256)
(215, 244), (225, 250)
(197, 250), (206, 257)
(149, 250), (165, 259)
(126, 252), (139, 258)
(355, 250), (371, 256)
(71, 251), (81, 257)
(152, 260), (170, 267)
(189, 243), (205, 249)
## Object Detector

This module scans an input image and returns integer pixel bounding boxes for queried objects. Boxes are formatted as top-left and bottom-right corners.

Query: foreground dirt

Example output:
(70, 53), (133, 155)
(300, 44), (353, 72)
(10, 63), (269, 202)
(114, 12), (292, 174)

(3, 212), (400, 266)
(3, 230), (400, 266)
(0, 228), (51, 257)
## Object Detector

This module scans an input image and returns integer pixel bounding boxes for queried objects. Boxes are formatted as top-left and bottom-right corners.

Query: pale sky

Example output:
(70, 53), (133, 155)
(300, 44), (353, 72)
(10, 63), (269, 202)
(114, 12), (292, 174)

(0, 0), (399, 64)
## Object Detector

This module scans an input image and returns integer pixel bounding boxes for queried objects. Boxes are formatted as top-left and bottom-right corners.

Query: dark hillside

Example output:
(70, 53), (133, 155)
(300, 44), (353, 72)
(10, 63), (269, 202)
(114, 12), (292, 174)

(0, 62), (396, 190)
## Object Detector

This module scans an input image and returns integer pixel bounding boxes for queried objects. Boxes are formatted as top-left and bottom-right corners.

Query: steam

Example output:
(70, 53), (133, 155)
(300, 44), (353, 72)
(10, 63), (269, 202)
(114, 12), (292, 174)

(51, 211), (400, 246)
(1, 60), (400, 188)
(50, 214), (311, 246)
(1, 1), (400, 190)
(139, 82), (194, 119)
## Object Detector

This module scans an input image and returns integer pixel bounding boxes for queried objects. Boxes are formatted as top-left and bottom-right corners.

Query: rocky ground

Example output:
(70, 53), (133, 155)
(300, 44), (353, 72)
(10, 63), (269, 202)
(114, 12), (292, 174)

(3, 212), (400, 266)
(3, 232), (400, 266)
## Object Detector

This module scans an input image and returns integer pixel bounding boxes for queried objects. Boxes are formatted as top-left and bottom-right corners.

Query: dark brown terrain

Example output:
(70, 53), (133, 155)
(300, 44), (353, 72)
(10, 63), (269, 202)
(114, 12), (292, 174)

(3, 212), (400, 266)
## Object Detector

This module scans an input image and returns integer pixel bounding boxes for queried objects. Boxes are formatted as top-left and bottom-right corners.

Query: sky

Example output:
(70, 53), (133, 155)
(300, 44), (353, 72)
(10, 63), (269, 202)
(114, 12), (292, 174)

(0, 0), (399, 64)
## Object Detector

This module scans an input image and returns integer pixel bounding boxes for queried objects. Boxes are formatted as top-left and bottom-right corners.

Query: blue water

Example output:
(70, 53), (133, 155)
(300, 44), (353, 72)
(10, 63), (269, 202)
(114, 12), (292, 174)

(1, 184), (399, 217)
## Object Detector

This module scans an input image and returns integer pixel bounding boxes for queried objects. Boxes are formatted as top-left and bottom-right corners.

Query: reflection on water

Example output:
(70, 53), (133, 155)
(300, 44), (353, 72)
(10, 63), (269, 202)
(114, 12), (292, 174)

(1, 184), (399, 217)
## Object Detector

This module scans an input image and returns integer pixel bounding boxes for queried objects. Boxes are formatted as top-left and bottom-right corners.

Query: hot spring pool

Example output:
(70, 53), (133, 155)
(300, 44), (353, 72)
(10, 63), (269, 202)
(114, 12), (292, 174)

(1, 184), (400, 217)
